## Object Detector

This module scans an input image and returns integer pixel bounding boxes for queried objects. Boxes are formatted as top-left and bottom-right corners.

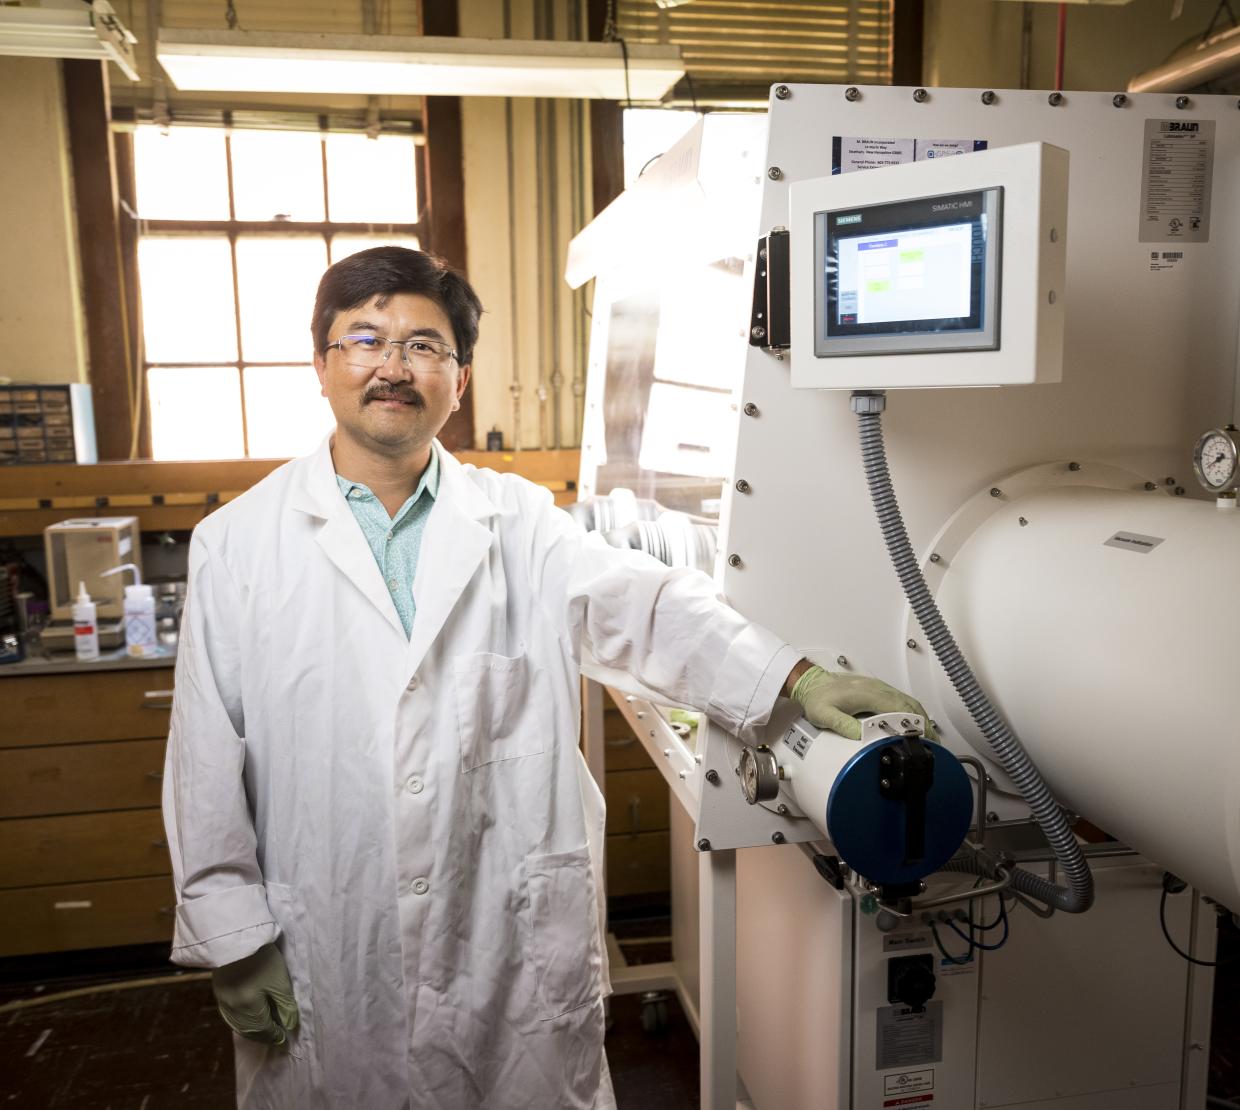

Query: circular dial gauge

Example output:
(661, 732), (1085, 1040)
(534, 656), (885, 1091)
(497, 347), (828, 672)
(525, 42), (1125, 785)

(738, 746), (780, 805)
(1193, 427), (1240, 492)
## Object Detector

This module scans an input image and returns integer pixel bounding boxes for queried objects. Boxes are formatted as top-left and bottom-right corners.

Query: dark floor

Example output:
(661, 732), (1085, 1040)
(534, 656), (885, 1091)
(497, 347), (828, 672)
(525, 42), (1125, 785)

(1, 908), (1236, 1110)
(0, 906), (697, 1110)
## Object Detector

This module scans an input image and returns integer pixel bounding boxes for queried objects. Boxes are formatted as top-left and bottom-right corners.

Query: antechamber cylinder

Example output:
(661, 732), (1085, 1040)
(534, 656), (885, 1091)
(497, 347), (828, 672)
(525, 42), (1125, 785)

(929, 485), (1240, 910)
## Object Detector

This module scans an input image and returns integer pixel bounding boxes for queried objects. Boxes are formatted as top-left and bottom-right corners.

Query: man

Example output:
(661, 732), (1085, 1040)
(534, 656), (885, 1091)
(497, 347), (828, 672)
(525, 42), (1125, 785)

(163, 247), (928, 1109)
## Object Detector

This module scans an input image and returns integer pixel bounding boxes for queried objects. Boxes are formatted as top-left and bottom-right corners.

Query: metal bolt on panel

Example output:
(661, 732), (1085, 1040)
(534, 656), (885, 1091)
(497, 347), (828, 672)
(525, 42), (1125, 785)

(1113, 93), (1128, 108)
(1049, 91), (1064, 106)
(1144, 481), (1157, 491)
(697, 838), (711, 852)
(844, 86), (861, 102)
(750, 325), (766, 340)
(705, 769), (721, 785)
(981, 90), (997, 105)
(836, 655), (849, 667)
(913, 88), (929, 103)
(728, 554), (743, 568)
(1069, 461), (1081, 471)
(907, 639), (919, 650)
(743, 402), (759, 417)
(1177, 96), (1192, 109)
(929, 553), (941, 564)
(735, 479), (751, 493)
(990, 487), (1003, 498)
(771, 832), (786, 845)
(767, 166), (783, 180)
(1019, 517), (1029, 527)
(774, 84), (791, 100)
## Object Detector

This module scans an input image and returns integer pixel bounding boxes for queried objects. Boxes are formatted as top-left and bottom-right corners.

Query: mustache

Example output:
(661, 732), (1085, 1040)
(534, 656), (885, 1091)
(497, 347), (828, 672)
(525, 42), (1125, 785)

(362, 383), (425, 408)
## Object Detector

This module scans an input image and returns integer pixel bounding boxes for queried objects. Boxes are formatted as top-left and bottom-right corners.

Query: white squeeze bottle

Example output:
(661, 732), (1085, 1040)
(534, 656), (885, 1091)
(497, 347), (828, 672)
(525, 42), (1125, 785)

(101, 563), (158, 657)
(73, 581), (100, 661)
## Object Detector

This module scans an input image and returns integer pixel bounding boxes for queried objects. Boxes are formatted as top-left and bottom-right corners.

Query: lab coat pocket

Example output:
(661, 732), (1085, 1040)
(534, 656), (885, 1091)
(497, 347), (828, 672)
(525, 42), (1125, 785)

(525, 846), (604, 1020)
(452, 651), (549, 772)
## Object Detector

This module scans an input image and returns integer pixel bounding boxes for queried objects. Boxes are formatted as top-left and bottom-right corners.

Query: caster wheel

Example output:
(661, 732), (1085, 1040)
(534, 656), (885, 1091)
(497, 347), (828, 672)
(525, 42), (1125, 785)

(639, 990), (670, 1036)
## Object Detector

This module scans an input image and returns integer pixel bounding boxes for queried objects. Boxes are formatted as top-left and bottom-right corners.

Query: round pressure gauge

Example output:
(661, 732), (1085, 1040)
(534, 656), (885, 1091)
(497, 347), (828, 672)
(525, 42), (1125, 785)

(1192, 426), (1240, 493)
(738, 745), (780, 805)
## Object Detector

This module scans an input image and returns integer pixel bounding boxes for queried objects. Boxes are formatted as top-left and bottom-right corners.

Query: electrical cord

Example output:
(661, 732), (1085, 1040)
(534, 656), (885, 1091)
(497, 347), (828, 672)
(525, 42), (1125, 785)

(1159, 886), (1240, 968)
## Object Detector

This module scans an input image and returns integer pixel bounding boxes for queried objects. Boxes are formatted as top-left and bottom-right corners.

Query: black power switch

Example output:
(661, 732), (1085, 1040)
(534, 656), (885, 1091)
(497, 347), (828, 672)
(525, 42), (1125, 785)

(887, 954), (936, 1014)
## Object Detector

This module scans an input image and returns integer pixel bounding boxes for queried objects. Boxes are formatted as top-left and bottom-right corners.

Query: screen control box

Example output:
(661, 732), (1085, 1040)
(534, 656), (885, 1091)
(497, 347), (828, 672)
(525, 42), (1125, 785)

(789, 141), (1068, 389)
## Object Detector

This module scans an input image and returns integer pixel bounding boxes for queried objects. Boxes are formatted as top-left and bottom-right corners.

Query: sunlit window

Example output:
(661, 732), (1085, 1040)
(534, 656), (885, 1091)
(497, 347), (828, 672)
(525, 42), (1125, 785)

(133, 123), (422, 460)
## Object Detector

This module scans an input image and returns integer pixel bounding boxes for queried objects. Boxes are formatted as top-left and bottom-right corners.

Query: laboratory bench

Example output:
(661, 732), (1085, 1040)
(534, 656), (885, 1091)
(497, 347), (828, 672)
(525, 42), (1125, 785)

(0, 652), (176, 957)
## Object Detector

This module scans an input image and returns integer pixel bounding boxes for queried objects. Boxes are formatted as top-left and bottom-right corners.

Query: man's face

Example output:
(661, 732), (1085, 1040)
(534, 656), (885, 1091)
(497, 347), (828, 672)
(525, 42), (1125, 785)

(314, 292), (471, 460)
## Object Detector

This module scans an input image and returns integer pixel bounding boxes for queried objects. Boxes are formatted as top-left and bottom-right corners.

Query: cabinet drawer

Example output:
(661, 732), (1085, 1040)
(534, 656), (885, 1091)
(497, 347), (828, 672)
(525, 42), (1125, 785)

(0, 739), (166, 818)
(604, 769), (670, 834)
(606, 831), (670, 897)
(0, 809), (170, 888)
(0, 875), (175, 957)
(2, 669), (174, 749)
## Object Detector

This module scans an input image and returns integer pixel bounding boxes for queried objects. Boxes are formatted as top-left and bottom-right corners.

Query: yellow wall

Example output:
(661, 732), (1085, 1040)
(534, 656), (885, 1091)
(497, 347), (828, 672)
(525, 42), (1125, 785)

(0, 58), (87, 385)
(460, 0), (592, 451)
(924, 0), (1222, 91)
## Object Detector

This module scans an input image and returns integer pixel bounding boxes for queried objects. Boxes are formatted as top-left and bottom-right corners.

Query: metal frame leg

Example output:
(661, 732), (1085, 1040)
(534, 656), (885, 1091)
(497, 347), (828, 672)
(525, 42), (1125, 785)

(700, 847), (738, 1110)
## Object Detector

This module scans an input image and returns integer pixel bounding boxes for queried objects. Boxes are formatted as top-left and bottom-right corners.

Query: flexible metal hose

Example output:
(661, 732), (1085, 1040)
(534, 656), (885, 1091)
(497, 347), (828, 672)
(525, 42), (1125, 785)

(857, 404), (1094, 913)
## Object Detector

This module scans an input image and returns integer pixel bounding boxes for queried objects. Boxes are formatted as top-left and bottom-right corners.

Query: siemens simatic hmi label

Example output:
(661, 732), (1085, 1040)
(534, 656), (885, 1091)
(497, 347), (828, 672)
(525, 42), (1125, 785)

(876, 1002), (943, 1069)
(1104, 531), (1165, 554)
(1139, 119), (1214, 243)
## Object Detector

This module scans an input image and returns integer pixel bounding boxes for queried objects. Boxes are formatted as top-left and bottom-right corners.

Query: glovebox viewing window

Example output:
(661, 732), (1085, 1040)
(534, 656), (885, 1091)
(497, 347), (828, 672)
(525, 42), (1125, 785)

(814, 187), (1002, 358)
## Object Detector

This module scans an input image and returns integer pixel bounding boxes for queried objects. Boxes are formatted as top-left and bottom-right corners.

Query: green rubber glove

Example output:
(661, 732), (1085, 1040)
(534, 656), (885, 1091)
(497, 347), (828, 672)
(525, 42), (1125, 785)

(211, 943), (300, 1046)
(791, 665), (933, 742)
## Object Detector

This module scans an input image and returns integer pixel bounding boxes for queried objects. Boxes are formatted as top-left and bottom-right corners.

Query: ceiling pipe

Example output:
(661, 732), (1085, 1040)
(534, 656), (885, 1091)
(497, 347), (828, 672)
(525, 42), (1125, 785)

(1128, 24), (1240, 92)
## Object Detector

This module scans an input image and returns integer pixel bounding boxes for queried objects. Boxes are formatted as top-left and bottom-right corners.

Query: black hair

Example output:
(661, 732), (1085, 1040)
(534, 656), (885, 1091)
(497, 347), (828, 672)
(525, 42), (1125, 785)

(311, 246), (483, 366)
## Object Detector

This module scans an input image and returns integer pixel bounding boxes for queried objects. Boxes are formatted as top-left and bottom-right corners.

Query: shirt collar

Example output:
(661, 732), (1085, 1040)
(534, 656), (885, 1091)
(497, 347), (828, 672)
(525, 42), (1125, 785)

(334, 448), (440, 505)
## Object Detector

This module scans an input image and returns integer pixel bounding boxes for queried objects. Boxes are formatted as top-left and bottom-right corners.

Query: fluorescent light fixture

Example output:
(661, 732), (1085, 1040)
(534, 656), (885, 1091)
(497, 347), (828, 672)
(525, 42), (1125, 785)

(156, 30), (684, 100)
(0, 1), (138, 80)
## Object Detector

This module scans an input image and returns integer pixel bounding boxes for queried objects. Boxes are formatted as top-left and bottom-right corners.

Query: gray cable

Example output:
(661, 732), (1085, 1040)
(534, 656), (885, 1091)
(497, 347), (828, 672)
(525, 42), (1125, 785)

(856, 401), (1093, 913)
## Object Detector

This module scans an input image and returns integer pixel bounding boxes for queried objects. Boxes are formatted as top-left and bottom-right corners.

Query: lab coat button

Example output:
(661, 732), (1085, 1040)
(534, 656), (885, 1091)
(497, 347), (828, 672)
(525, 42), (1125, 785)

(406, 676), (418, 692)
(407, 775), (424, 795)
(412, 878), (429, 896)
(387, 578), (398, 591)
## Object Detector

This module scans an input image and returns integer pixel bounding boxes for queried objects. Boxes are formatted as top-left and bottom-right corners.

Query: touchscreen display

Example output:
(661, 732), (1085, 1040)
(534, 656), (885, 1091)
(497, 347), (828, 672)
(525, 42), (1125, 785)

(814, 187), (1001, 358)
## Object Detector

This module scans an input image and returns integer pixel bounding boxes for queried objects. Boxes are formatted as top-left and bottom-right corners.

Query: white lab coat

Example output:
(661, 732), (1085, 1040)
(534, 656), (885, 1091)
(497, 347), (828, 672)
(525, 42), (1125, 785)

(163, 437), (798, 1110)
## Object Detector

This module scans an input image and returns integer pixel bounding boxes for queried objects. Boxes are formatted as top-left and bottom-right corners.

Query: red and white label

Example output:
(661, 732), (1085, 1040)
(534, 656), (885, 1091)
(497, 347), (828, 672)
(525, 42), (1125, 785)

(883, 1097), (934, 1108)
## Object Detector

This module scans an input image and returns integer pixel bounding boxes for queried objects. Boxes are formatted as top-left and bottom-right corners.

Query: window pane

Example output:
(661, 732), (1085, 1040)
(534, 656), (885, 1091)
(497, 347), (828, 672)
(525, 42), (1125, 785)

(231, 130), (326, 222)
(236, 237), (328, 363)
(329, 234), (420, 264)
(148, 367), (244, 460)
(243, 365), (335, 458)
(138, 238), (238, 363)
(325, 134), (418, 223)
(133, 126), (229, 220)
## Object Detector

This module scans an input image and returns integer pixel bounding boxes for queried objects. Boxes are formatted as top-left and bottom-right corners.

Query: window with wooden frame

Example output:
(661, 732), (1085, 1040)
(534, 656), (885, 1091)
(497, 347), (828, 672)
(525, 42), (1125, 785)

(132, 119), (424, 461)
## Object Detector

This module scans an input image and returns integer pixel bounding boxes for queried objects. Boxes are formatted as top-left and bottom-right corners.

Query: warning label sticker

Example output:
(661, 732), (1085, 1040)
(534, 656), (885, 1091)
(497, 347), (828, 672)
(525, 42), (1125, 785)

(882, 1096), (934, 1107)
(884, 1069), (934, 1095)
(832, 137), (987, 175)
(1149, 250), (1184, 273)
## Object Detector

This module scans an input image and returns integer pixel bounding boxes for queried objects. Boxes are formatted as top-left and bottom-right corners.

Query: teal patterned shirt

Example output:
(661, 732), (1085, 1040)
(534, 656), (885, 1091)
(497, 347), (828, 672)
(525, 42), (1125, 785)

(334, 451), (440, 638)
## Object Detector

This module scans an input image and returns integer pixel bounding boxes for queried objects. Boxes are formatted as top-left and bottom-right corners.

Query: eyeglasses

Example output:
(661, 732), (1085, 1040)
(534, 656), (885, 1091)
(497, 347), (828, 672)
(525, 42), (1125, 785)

(324, 334), (460, 371)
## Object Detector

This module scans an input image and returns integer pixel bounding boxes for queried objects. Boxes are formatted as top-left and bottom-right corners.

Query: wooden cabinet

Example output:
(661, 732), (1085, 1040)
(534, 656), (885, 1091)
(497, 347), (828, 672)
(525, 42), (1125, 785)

(601, 691), (672, 899)
(0, 665), (175, 956)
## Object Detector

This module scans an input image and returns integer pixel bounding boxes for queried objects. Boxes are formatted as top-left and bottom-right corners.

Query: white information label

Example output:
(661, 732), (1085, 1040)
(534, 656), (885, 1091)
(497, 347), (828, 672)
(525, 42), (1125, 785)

(884, 1069), (935, 1096)
(1139, 119), (1214, 243)
(833, 138), (986, 175)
